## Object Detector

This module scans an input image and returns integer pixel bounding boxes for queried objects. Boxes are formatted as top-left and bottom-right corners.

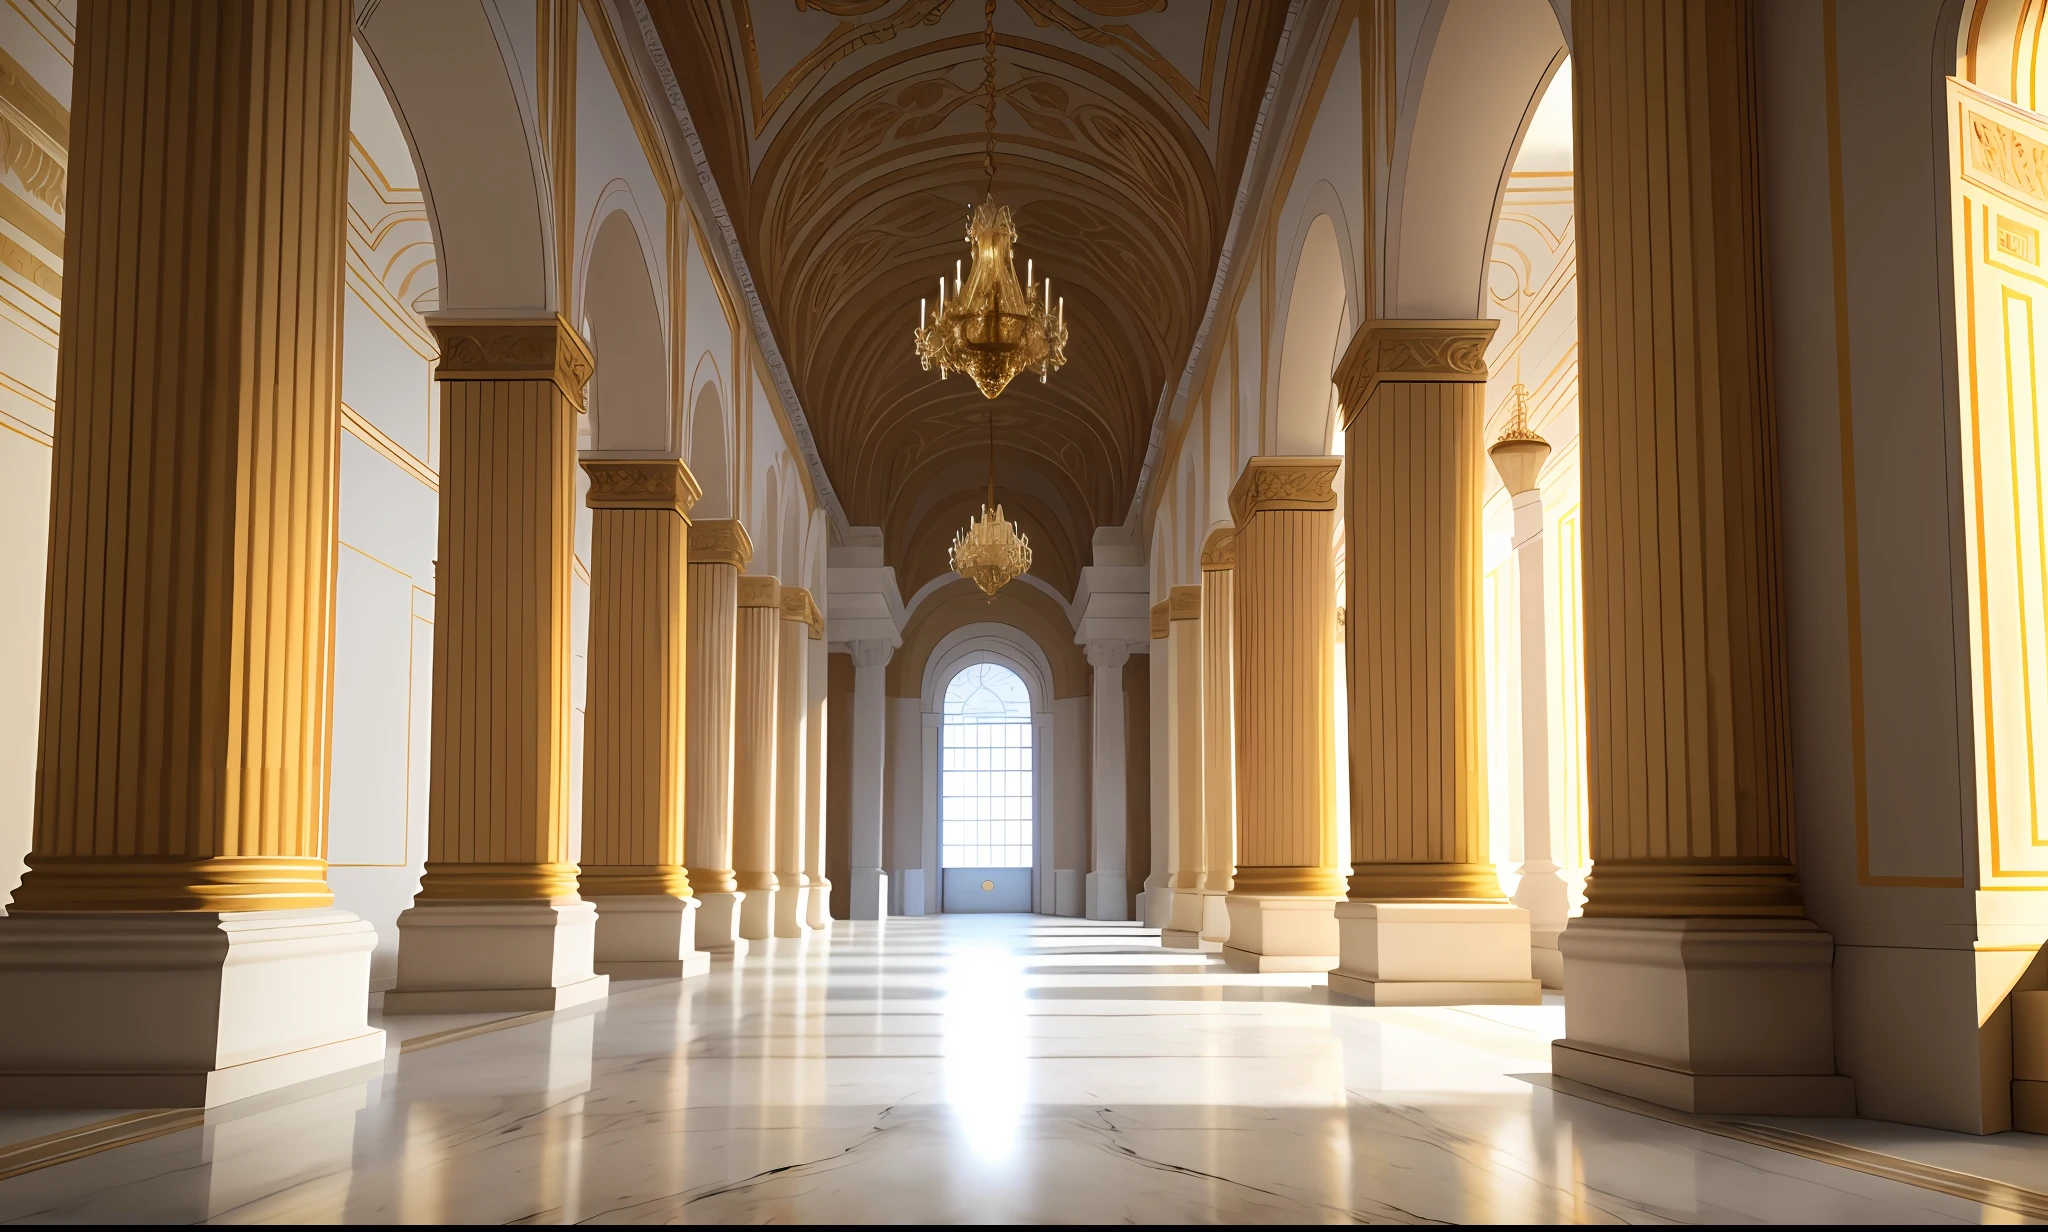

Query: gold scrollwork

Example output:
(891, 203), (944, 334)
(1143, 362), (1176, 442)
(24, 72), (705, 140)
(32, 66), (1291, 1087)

(688, 518), (755, 568)
(583, 459), (704, 515)
(1228, 458), (1340, 523)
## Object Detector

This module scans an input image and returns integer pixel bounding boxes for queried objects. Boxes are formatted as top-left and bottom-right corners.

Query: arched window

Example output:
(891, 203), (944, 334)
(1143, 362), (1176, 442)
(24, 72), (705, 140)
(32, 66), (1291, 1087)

(941, 663), (1033, 869)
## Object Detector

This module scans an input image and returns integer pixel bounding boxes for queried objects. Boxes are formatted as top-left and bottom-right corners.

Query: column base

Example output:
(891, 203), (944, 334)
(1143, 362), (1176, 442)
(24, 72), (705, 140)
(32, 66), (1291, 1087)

(0, 909), (385, 1108)
(1532, 925), (1564, 989)
(587, 895), (711, 979)
(807, 880), (833, 929)
(1200, 890), (1231, 944)
(1162, 887), (1217, 949)
(694, 890), (748, 956)
(774, 884), (808, 937)
(1551, 916), (1853, 1116)
(849, 868), (887, 921)
(738, 885), (778, 940)
(1329, 901), (1541, 1005)
(1220, 895), (1338, 973)
(386, 900), (610, 1014)
(1084, 872), (1128, 921)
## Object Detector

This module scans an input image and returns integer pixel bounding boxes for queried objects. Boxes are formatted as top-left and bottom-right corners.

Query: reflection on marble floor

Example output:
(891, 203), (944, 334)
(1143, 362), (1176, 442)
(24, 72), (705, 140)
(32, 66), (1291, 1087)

(0, 914), (2040, 1224)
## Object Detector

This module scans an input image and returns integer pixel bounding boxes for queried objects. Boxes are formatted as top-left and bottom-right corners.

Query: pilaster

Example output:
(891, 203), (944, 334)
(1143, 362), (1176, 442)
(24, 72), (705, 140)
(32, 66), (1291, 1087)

(847, 639), (895, 920)
(683, 519), (750, 953)
(1084, 641), (1133, 921)
(1326, 318), (1537, 1006)
(576, 458), (709, 979)
(733, 575), (782, 941)
(1198, 528), (1237, 944)
(1162, 586), (1211, 949)
(1223, 459), (1342, 972)
(0, 0), (384, 1104)
(803, 618), (831, 929)
(774, 586), (817, 937)
(1554, 0), (1848, 1114)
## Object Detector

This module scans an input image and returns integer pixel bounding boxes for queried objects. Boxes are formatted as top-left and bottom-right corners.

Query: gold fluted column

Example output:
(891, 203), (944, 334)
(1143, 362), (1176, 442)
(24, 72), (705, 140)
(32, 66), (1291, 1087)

(1552, 0), (1848, 1114)
(577, 459), (710, 979)
(387, 316), (608, 1013)
(1223, 459), (1342, 972)
(1325, 320), (1538, 1006)
(802, 605), (830, 928)
(732, 575), (782, 942)
(1197, 528), (1237, 945)
(1161, 586), (1210, 949)
(0, 0), (386, 1107)
(773, 587), (816, 938)
(684, 519), (751, 953)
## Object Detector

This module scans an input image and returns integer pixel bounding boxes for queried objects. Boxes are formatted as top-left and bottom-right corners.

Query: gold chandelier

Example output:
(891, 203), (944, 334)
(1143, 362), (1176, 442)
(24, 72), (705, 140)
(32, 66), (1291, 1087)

(912, 0), (1068, 400)
(950, 405), (1033, 596)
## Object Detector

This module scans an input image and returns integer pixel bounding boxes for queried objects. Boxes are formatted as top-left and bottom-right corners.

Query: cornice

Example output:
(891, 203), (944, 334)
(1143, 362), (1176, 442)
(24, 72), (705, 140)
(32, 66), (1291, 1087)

(687, 517), (753, 567)
(1229, 456), (1339, 524)
(429, 315), (595, 410)
(1168, 584), (1202, 621)
(1200, 525), (1236, 571)
(738, 574), (782, 608)
(582, 457), (703, 516)
(1333, 318), (1496, 427)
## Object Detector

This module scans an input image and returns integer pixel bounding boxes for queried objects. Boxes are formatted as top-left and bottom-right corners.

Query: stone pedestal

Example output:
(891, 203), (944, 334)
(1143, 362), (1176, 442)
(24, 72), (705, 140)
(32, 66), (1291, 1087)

(385, 901), (609, 1014)
(1328, 902), (1541, 1004)
(1221, 896), (1339, 973)
(1549, 918), (1853, 1115)
(694, 890), (747, 957)
(1200, 892), (1232, 945)
(1162, 889), (1213, 950)
(588, 896), (711, 978)
(0, 911), (384, 1108)
(849, 869), (888, 922)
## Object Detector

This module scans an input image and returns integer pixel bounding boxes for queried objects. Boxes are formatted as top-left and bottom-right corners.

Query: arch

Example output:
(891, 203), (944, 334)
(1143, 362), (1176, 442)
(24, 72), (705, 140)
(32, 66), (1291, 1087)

(1383, 0), (1567, 320)
(1273, 214), (1351, 456)
(582, 209), (670, 451)
(354, 3), (551, 314)
(689, 382), (732, 519)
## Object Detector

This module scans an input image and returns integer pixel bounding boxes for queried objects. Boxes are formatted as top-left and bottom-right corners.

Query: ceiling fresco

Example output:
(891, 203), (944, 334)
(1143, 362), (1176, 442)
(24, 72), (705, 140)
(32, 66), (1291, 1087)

(645, 0), (1288, 595)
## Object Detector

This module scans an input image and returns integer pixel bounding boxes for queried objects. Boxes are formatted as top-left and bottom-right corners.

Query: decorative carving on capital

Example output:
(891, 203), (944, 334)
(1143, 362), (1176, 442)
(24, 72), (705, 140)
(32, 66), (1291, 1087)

(1333, 318), (1497, 427)
(738, 574), (782, 609)
(429, 315), (596, 410)
(1149, 600), (1169, 641)
(780, 585), (824, 638)
(687, 518), (753, 567)
(1199, 526), (1235, 571)
(1228, 456), (1340, 524)
(1168, 584), (1202, 621)
(1085, 641), (1133, 671)
(582, 458), (703, 516)
(850, 638), (895, 669)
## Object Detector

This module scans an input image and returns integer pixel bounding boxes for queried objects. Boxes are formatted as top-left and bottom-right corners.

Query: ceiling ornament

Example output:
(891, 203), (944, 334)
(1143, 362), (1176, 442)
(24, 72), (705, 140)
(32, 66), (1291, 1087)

(913, 0), (1069, 400)
(950, 397), (1034, 597)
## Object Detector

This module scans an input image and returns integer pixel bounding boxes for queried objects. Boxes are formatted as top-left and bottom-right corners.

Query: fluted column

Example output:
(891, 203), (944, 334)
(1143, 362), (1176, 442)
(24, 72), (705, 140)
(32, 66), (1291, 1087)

(1223, 459), (1342, 972)
(0, 0), (385, 1105)
(732, 575), (781, 942)
(773, 587), (816, 937)
(1084, 642), (1132, 921)
(576, 459), (709, 979)
(684, 519), (751, 953)
(803, 621), (831, 928)
(383, 316), (608, 1014)
(1161, 586), (1210, 948)
(1325, 320), (1537, 1005)
(1197, 528), (1237, 944)
(1553, 0), (1848, 1114)
(847, 639), (894, 920)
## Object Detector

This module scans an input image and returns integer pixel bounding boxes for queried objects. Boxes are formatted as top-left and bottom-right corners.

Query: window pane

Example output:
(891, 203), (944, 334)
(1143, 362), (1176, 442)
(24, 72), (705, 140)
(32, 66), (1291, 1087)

(940, 663), (1034, 869)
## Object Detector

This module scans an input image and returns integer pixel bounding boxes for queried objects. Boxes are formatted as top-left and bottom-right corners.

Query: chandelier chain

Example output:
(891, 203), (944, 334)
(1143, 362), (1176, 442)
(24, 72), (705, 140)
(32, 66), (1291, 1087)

(983, 0), (997, 194)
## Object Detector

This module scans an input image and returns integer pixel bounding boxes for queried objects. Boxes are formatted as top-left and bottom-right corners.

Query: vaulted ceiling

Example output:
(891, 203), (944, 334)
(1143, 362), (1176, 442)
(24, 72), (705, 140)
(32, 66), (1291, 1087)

(646, 0), (1287, 596)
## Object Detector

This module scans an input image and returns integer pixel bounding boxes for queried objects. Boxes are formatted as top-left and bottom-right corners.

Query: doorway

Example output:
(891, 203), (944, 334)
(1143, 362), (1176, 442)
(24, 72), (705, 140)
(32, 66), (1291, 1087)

(939, 663), (1034, 912)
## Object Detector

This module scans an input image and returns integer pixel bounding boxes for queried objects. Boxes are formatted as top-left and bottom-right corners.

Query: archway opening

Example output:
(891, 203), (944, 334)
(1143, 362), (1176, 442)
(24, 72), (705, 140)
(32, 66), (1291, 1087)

(940, 662), (1034, 913)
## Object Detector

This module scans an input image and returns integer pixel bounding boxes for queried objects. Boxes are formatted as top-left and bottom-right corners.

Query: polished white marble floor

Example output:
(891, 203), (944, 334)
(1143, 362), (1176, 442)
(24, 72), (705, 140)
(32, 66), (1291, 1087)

(0, 914), (2040, 1223)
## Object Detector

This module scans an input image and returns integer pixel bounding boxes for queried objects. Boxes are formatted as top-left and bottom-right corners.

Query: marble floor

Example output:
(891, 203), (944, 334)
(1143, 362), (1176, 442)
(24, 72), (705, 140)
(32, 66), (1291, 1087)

(0, 914), (2043, 1223)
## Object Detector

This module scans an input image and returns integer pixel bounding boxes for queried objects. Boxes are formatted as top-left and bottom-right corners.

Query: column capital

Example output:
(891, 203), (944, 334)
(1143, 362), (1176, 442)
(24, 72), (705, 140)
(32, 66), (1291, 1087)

(780, 585), (825, 639)
(1334, 318), (1497, 427)
(429, 314), (596, 411)
(1149, 600), (1169, 641)
(1168, 584), (1202, 621)
(1228, 456), (1340, 525)
(850, 638), (895, 668)
(738, 574), (781, 609)
(1085, 641), (1133, 671)
(688, 518), (753, 567)
(1199, 526), (1236, 571)
(582, 458), (703, 516)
